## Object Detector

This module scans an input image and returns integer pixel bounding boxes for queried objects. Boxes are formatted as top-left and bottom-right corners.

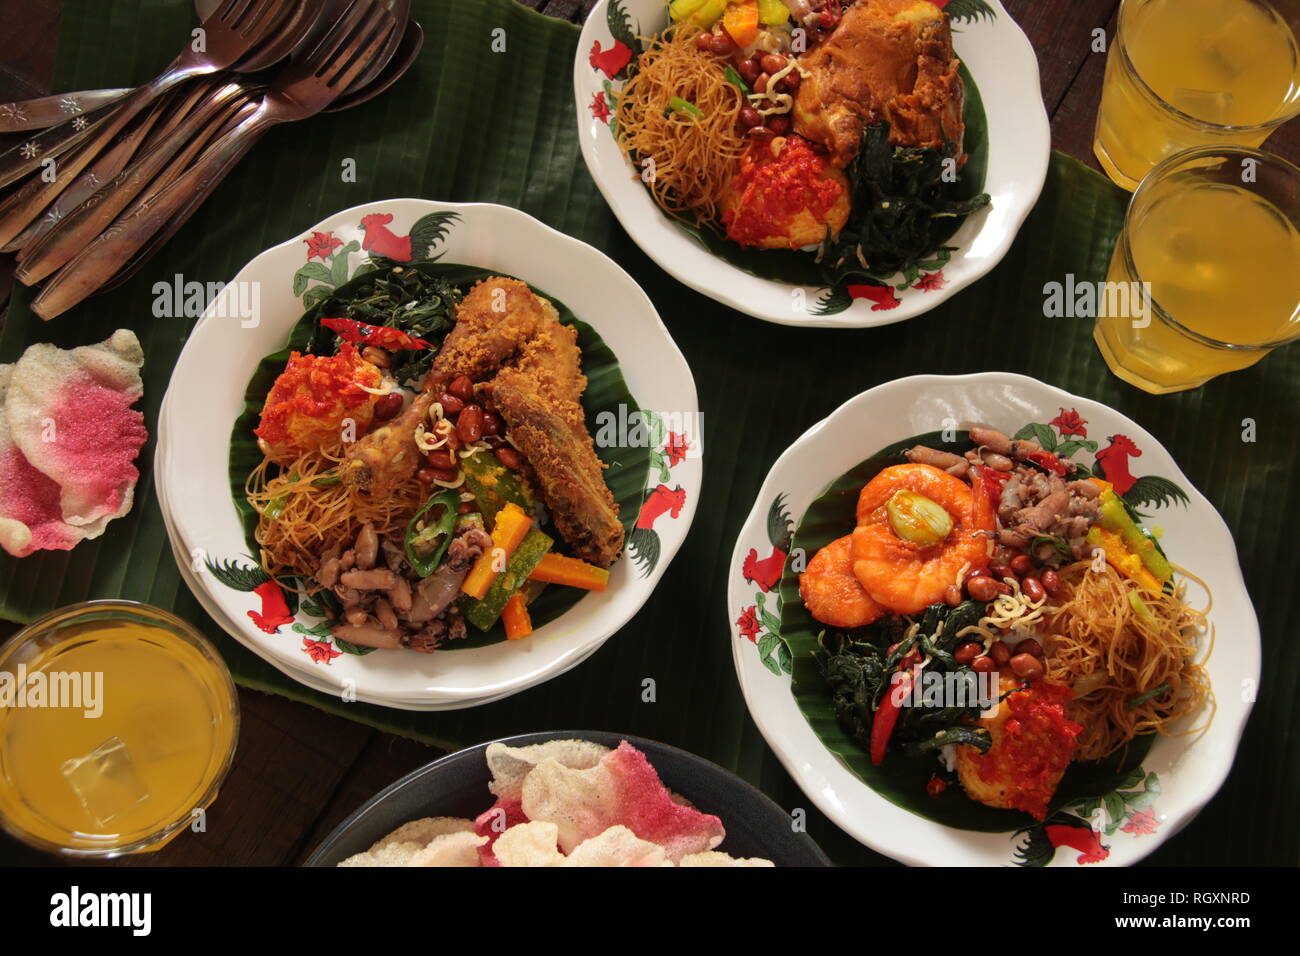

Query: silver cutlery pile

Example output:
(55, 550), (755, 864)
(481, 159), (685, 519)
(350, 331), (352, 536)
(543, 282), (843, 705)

(0, 0), (419, 320)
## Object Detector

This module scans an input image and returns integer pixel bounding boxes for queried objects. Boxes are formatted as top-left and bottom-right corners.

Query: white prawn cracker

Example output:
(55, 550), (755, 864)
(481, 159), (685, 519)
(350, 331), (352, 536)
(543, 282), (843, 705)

(491, 821), (566, 867)
(520, 756), (622, 854)
(335, 739), (771, 867)
(408, 831), (487, 867)
(519, 741), (726, 862)
(485, 739), (611, 800)
(370, 816), (474, 850)
(561, 826), (670, 867)
(337, 840), (427, 868)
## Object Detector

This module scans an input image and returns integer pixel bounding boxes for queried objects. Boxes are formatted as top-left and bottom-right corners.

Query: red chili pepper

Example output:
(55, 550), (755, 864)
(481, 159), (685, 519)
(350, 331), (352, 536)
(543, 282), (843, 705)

(1027, 450), (1069, 476)
(926, 774), (948, 798)
(983, 466), (1010, 489)
(870, 667), (915, 766)
(968, 464), (1006, 520)
(320, 317), (432, 351)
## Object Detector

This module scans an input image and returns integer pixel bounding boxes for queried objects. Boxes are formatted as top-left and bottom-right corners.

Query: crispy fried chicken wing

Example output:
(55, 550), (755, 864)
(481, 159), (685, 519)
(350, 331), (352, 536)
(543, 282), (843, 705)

(427, 277), (552, 386)
(793, 0), (965, 168)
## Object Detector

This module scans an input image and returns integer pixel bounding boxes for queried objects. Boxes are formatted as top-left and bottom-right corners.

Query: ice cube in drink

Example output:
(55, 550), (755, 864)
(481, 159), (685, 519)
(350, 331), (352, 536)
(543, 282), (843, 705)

(60, 736), (151, 828)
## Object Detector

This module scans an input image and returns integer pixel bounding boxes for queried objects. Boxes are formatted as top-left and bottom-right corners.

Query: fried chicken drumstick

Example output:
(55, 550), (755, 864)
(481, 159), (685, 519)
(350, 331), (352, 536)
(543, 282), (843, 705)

(793, 0), (965, 168)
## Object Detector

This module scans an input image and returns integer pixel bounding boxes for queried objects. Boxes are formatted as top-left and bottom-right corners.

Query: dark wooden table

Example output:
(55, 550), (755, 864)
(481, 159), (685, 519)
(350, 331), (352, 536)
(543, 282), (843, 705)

(1, 0), (1297, 866)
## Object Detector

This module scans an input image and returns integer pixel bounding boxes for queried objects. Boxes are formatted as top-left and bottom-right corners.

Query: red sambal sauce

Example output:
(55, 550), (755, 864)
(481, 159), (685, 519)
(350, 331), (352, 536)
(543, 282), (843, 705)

(722, 134), (843, 248)
(974, 680), (1083, 821)
(254, 343), (380, 453)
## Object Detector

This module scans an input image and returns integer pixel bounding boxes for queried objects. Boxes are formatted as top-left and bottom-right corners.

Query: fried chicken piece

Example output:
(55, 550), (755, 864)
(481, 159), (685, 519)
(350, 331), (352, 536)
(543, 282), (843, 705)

(793, 0), (965, 168)
(427, 277), (552, 386)
(491, 368), (623, 568)
(492, 301), (587, 417)
(460, 282), (622, 564)
(482, 288), (621, 567)
(341, 275), (622, 566)
(343, 276), (543, 495)
(339, 390), (431, 496)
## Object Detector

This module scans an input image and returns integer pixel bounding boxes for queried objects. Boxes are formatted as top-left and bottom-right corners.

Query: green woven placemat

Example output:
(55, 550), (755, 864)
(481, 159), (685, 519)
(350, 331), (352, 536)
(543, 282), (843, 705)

(2, 0), (1296, 866)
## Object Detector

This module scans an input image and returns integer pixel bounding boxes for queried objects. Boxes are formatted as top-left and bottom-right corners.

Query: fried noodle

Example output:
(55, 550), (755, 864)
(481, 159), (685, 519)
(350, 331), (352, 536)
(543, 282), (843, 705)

(245, 442), (425, 589)
(1044, 561), (1215, 761)
(615, 25), (746, 228)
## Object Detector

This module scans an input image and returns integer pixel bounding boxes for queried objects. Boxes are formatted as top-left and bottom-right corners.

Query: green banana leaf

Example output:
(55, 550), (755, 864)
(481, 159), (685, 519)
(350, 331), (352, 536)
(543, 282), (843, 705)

(777, 431), (1152, 832)
(227, 263), (649, 649)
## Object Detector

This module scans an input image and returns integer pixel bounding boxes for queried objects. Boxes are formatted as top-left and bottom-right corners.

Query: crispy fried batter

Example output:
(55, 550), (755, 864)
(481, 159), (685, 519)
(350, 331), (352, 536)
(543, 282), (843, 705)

(492, 365), (622, 568)
(793, 0), (965, 168)
(496, 309), (587, 422)
(427, 277), (553, 385)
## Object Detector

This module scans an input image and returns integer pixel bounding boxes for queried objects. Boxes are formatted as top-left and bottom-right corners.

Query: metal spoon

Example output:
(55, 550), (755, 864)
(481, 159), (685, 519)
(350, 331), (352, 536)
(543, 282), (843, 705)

(2, 0), (327, 253)
(95, 19), (423, 293)
(0, 0), (222, 134)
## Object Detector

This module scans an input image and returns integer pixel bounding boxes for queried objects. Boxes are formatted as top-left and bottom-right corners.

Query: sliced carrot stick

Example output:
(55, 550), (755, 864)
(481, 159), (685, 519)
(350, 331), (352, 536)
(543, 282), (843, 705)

(502, 592), (533, 640)
(527, 553), (610, 592)
(462, 502), (532, 600)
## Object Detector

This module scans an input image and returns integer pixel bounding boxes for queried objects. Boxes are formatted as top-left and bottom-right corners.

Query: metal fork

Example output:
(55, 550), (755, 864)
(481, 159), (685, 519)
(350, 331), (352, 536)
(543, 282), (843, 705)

(30, 0), (397, 320)
(0, 0), (292, 190)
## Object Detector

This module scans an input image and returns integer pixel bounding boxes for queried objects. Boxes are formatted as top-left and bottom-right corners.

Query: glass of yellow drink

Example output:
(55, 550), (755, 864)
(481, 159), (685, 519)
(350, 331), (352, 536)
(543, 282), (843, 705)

(1094, 0), (1300, 191)
(0, 601), (238, 857)
(1095, 146), (1300, 393)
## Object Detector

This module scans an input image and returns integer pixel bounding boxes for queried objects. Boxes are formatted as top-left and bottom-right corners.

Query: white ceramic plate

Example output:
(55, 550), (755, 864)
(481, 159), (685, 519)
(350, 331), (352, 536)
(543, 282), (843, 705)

(727, 373), (1258, 865)
(159, 199), (701, 706)
(574, 0), (1050, 327)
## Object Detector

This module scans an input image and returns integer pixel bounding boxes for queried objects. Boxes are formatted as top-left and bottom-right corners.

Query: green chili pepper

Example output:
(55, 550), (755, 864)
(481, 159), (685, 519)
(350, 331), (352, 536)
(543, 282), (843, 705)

(723, 64), (751, 95)
(404, 490), (460, 577)
(663, 96), (702, 119)
(265, 471), (298, 521)
(1128, 681), (1170, 710)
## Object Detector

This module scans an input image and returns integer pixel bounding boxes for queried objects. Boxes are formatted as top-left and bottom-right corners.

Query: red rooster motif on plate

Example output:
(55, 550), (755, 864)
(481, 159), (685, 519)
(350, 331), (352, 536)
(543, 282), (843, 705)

(1094, 433), (1189, 512)
(628, 484), (687, 576)
(358, 211), (460, 264)
(742, 494), (794, 593)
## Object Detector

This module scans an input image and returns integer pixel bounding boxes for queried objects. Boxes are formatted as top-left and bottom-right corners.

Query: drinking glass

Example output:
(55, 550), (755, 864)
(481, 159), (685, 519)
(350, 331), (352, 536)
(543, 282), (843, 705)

(0, 601), (239, 857)
(1095, 146), (1300, 393)
(1094, 0), (1300, 191)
